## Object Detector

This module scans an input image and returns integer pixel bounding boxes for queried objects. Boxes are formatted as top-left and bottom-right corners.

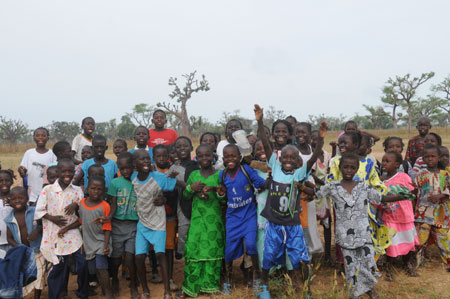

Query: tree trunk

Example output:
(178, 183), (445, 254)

(392, 105), (398, 130)
(408, 103), (412, 134)
(180, 103), (192, 138)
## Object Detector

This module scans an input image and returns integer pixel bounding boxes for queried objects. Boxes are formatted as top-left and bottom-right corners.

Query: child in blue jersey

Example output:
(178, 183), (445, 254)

(219, 143), (267, 290)
(74, 135), (118, 188)
(129, 126), (154, 163)
(254, 104), (327, 295)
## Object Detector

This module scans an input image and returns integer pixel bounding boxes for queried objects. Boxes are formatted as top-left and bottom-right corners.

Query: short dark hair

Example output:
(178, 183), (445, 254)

(0, 169), (15, 181)
(383, 136), (404, 151)
(341, 131), (361, 147)
(10, 186), (28, 200)
(153, 109), (167, 118)
(82, 116), (95, 126)
(153, 144), (169, 155)
(175, 136), (193, 148)
(88, 164), (104, 176)
(57, 158), (74, 169)
(424, 144), (441, 156)
(340, 153), (360, 167)
(53, 141), (71, 157)
(226, 119), (243, 132)
(87, 176), (105, 188)
(117, 152), (133, 164)
(200, 132), (218, 144)
(285, 115), (297, 123)
(272, 119), (293, 136)
(296, 122), (312, 134)
(93, 134), (107, 144)
(223, 143), (240, 155)
(196, 144), (213, 155)
(33, 127), (49, 137)
(344, 120), (357, 130)
(114, 139), (127, 147)
(384, 151), (403, 164)
(46, 165), (58, 175)
(426, 132), (442, 146)
(135, 126), (149, 136)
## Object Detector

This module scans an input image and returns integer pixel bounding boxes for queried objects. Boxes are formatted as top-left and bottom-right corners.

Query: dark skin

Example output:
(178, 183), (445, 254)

(135, 127), (150, 148)
(384, 139), (403, 154)
(310, 131), (326, 186)
(152, 111), (167, 131)
(71, 118), (95, 165)
(440, 147), (449, 170)
(380, 153), (400, 181)
(18, 129), (49, 177)
(0, 173), (13, 202)
(423, 148), (449, 204)
(175, 139), (193, 163)
(113, 141), (127, 158)
(272, 122), (290, 151)
(73, 139), (108, 186)
(225, 120), (242, 143)
(295, 125), (311, 155)
(154, 148), (170, 170)
(416, 118), (431, 137)
(201, 133), (218, 152)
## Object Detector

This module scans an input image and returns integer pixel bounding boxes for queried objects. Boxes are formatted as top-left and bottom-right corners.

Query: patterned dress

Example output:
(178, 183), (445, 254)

(317, 181), (381, 298)
(181, 170), (225, 297)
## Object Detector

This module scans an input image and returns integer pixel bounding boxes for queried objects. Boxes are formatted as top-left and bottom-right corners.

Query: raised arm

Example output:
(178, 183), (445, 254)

(306, 122), (328, 172)
(254, 104), (273, 161)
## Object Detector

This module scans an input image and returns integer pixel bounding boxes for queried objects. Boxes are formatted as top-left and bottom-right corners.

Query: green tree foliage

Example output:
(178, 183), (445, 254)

(117, 115), (137, 140)
(49, 121), (80, 142)
(0, 116), (29, 144)
(308, 114), (347, 131)
(126, 103), (154, 128)
(96, 119), (118, 140)
(363, 105), (392, 129)
(431, 76), (450, 123)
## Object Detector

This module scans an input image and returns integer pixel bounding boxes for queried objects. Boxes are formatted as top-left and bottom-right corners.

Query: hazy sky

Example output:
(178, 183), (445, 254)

(1, 0), (449, 129)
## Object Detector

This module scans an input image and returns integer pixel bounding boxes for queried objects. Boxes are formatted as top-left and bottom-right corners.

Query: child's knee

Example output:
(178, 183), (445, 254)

(155, 252), (166, 260)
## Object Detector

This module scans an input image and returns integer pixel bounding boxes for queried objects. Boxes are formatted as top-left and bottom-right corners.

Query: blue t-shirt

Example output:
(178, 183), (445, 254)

(219, 164), (266, 238)
(261, 154), (307, 226)
(81, 158), (118, 188)
(129, 147), (154, 164)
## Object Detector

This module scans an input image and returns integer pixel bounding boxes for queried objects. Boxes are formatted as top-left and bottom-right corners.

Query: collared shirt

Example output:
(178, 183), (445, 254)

(34, 181), (83, 264)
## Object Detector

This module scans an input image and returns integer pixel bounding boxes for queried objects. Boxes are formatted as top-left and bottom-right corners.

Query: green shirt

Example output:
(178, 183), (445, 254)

(107, 176), (138, 221)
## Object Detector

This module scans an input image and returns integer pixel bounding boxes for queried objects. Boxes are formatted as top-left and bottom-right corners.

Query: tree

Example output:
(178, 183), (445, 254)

(96, 119), (118, 140)
(263, 106), (286, 129)
(409, 96), (445, 125)
(126, 103), (154, 127)
(49, 121), (80, 141)
(363, 105), (392, 129)
(381, 85), (401, 130)
(383, 72), (435, 133)
(0, 116), (29, 144)
(218, 110), (253, 134)
(117, 115), (137, 139)
(157, 71), (210, 138)
(307, 114), (347, 131)
(431, 76), (450, 124)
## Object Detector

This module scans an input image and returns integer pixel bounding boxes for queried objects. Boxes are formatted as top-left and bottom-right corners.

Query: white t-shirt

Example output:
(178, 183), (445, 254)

(20, 149), (57, 202)
(0, 200), (13, 245)
(72, 134), (92, 161)
(214, 140), (230, 170)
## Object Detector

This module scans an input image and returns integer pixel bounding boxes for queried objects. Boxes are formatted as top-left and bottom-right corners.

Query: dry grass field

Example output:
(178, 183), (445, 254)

(6, 127), (450, 298)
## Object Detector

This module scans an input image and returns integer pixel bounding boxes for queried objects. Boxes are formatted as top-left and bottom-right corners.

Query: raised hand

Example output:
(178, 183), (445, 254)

(254, 104), (263, 121)
(319, 121), (328, 138)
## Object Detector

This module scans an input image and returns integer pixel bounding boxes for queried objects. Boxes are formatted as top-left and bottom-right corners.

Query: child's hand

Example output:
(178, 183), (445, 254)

(217, 185), (226, 196)
(104, 246), (110, 255)
(27, 229), (40, 242)
(57, 227), (68, 238)
(64, 202), (79, 215)
(168, 171), (179, 178)
(296, 181), (306, 192)
(190, 181), (205, 192)
(329, 141), (337, 148)
(18, 166), (27, 178)
(153, 194), (166, 206)
(254, 104), (263, 121)
(94, 216), (110, 225)
(49, 215), (67, 227)
(429, 194), (442, 204)
(319, 121), (328, 138)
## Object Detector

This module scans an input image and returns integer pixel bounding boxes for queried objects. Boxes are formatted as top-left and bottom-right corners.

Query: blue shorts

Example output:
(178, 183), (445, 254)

(135, 222), (166, 255)
(87, 254), (109, 275)
(262, 222), (310, 270)
(225, 224), (257, 262)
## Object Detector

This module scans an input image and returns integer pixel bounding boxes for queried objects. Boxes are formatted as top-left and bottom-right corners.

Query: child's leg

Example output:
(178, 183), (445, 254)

(94, 255), (112, 299)
(72, 248), (89, 299)
(156, 253), (170, 295)
(47, 256), (68, 299)
(33, 289), (41, 299)
(135, 223), (152, 296)
(385, 256), (395, 281)
(135, 254), (150, 294)
(125, 252), (138, 295)
(435, 227), (450, 270)
(415, 223), (432, 268)
(323, 214), (332, 262)
(285, 225), (310, 289)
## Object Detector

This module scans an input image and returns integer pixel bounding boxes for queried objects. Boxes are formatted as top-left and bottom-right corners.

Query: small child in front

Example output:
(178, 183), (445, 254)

(5, 186), (43, 299)
(317, 153), (409, 299)
(60, 176), (113, 299)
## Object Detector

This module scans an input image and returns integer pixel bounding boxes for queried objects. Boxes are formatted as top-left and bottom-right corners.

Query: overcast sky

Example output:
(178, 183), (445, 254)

(1, 0), (449, 129)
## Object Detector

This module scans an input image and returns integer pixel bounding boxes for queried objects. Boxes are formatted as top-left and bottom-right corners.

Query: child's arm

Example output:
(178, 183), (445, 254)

(329, 141), (337, 158)
(103, 230), (111, 255)
(27, 221), (42, 242)
(58, 220), (81, 238)
(108, 195), (117, 221)
(6, 227), (18, 247)
(359, 130), (380, 143)
(72, 169), (84, 186)
(254, 104), (273, 162)
(306, 122), (328, 173)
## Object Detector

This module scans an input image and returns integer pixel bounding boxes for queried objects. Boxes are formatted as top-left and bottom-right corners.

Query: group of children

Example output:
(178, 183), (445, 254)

(0, 107), (449, 299)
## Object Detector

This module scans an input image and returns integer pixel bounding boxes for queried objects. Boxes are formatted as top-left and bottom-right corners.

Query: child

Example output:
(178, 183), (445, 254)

(5, 186), (43, 299)
(200, 131), (219, 153)
(380, 152), (418, 280)
(0, 170), (14, 255)
(216, 119), (243, 170)
(74, 145), (93, 188)
(130, 126), (154, 163)
(179, 144), (225, 297)
(72, 117), (95, 164)
(45, 166), (58, 186)
(148, 109), (179, 147)
(153, 144), (179, 290)
(255, 104), (326, 295)
(405, 117), (432, 164)
(412, 132), (442, 178)
(132, 149), (184, 299)
(75, 135), (118, 188)
(439, 146), (450, 171)
(43, 141), (73, 186)
(414, 144), (450, 270)
(219, 143), (266, 290)
(113, 139), (128, 158)
(34, 158), (88, 299)
(382, 137), (414, 177)
(271, 119), (293, 158)
(168, 143), (179, 165)
(107, 152), (138, 297)
(317, 153), (407, 299)
(18, 127), (57, 204)
(60, 176), (113, 299)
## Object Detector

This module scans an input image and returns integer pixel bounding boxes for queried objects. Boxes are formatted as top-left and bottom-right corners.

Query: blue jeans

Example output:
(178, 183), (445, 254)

(47, 248), (88, 299)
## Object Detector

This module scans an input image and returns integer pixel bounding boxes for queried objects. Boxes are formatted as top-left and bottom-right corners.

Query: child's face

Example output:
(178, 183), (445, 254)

(34, 129), (49, 148)
(385, 139), (403, 154)
(310, 132), (319, 149)
(9, 190), (27, 212)
(0, 174), (13, 195)
(154, 149), (170, 169)
(47, 169), (58, 185)
(169, 147), (179, 164)
(345, 123), (357, 134)
(223, 147), (241, 170)
(196, 147), (214, 169)
(273, 123), (289, 146)
(89, 168), (105, 178)
(381, 153), (399, 174)
(254, 141), (266, 161)
(280, 148), (300, 172)
(92, 140), (107, 159)
(175, 139), (192, 160)
(339, 158), (359, 180)
(113, 141), (127, 157)
(416, 119), (431, 137)
(201, 134), (217, 151)
(87, 180), (104, 201)
(58, 164), (75, 187)
(247, 135), (257, 149)
(134, 151), (152, 173)
(423, 148), (440, 169)
(59, 146), (73, 160)
(225, 120), (241, 142)
(338, 135), (357, 154)
(359, 139), (369, 156)
(118, 159), (133, 180)
(295, 125), (310, 145)
(82, 118), (95, 136)
(152, 112), (167, 129)
(81, 146), (93, 161)
(440, 147), (449, 168)
(135, 128), (149, 147)
(286, 117), (296, 129)
(424, 134), (438, 146)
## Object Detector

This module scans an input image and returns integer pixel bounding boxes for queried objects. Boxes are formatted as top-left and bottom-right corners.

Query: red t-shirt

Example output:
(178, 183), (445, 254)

(147, 129), (178, 147)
